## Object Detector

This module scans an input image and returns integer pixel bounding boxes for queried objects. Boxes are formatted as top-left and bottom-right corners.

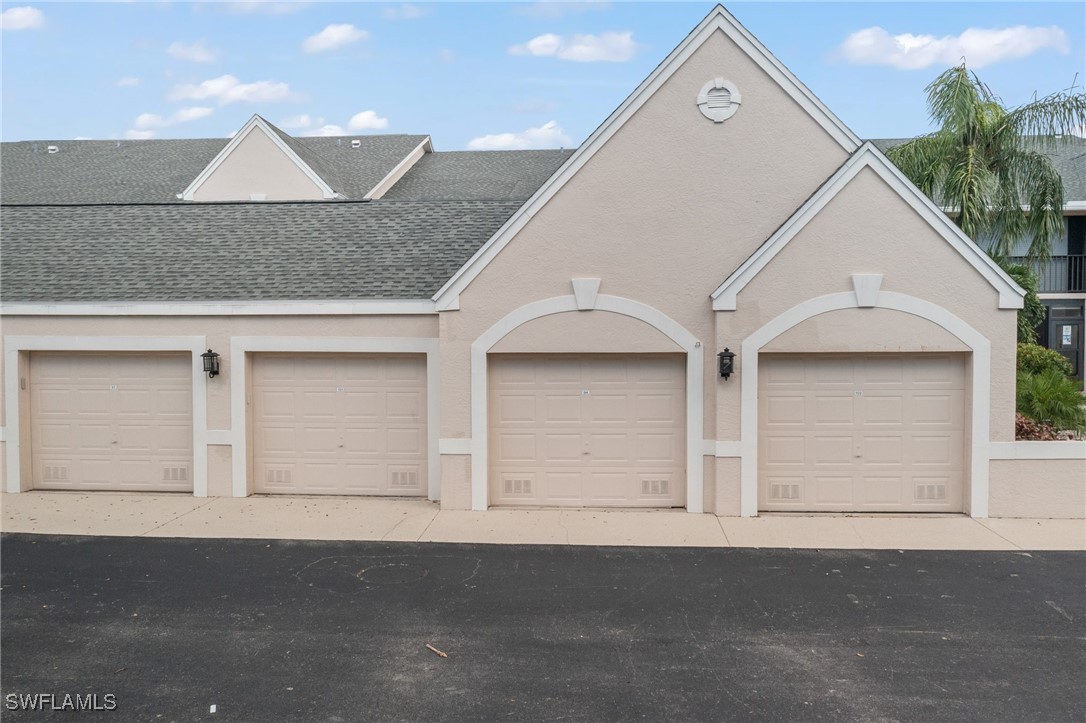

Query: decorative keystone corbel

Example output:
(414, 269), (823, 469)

(571, 278), (601, 310)
(851, 274), (883, 308)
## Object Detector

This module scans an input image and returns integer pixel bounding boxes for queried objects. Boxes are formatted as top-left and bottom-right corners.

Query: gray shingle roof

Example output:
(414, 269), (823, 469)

(870, 136), (1086, 204)
(1, 201), (522, 301)
(0, 133), (429, 204)
(381, 149), (574, 201)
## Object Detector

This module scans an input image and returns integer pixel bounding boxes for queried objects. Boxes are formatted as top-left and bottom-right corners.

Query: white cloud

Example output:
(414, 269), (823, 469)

(117, 76), (141, 87)
(133, 106), (215, 131)
(167, 41), (218, 63)
(304, 124), (348, 137)
(383, 4), (426, 20)
(74, 136), (92, 140)
(1, 6), (44, 30)
(124, 129), (157, 140)
(169, 74), (297, 104)
(837, 25), (1069, 70)
(278, 113), (323, 130)
(348, 110), (389, 131)
(509, 31), (638, 62)
(467, 120), (572, 150)
(173, 106), (214, 123)
(302, 24), (368, 53)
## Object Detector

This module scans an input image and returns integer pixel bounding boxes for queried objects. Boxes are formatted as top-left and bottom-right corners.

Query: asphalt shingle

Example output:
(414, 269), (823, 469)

(1, 201), (522, 301)
(381, 149), (575, 201)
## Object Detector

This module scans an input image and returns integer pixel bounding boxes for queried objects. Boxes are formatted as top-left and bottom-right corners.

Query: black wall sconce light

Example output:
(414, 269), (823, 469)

(201, 349), (221, 378)
(717, 348), (736, 380)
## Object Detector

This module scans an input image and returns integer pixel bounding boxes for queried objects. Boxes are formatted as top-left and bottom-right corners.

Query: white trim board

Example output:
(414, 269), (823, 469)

(364, 137), (432, 200)
(711, 143), (1026, 311)
(228, 337), (441, 501)
(431, 4), (861, 310)
(738, 292), (992, 518)
(469, 294), (704, 513)
(989, 441), (1086, 460)
(0, 300), (437, 317)
(3, 336), (209, 497)
(179, 115), (338, 201)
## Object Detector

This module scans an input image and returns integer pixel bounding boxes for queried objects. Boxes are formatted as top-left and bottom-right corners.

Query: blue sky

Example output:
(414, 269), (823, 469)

(2, 1), (1082, 148)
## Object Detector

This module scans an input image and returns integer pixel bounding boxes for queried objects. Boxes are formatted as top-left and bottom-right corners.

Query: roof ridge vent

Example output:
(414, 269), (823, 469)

(47, 145), (59, 154)
(351, 139), (361, 149)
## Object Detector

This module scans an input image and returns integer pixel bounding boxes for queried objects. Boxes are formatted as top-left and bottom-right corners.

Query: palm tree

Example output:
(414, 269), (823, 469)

(886, 64), (1086, 260)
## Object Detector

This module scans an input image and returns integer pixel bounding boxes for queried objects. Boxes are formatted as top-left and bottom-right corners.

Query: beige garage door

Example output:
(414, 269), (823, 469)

(251, 353), (427, 495)
(489, 354), (685, 508)
(30, 352), (193, 491)
(759, 354), (966, 512)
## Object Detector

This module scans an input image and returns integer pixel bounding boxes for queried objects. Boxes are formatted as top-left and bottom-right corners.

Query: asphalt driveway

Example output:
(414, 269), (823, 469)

(1, 534), (1083, 721)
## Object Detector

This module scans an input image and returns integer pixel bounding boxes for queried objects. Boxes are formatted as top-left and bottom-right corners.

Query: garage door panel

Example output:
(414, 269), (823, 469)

(544, 433), (582, 462)
(813, 396), (852, 425)
(251, 353), (427, 496)
(812, 476), (853, 504)
(590, 394), (629, 422)
(544, 395), (580, 423)
(491, 354), (685, 508)
(30, 352), (194, 492)
(812, 435), (851, 465)
(387, 428), (423, 455)
(760, 354), (965, 512)
(766, 435), (806, 465)
(766, 395), (806, 425)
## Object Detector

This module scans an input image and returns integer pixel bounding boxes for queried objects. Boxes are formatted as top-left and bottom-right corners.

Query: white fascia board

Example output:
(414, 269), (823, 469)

(0, 300), (437, 316)
(711, 143), (1026, 311)
(1063, 201), (1086, 212)
(431, 4), (862, 309)
(363, 137), (432, 201)
(180, 115), (337, 201)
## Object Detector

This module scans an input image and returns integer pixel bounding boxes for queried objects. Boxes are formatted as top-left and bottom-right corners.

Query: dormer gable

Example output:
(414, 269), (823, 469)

(180, 115), (340, 202)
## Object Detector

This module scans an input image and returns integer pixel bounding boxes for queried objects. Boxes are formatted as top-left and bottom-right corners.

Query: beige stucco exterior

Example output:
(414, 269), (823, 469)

(191, 128), (325, 202)
(3, 8), (1076, 520)
(989, 458), (1086, 518)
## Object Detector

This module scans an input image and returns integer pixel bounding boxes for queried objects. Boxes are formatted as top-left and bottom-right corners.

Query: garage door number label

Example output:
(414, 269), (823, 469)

(581, 389), (591, 396)
(853, 390), (863, 397)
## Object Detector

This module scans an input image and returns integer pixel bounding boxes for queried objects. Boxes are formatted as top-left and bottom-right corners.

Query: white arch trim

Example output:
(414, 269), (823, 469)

(470, 295), (704, 512)
(740, 291), (992, 518)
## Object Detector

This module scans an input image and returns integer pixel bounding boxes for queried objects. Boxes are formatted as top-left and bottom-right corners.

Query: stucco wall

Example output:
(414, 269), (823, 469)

(192, 129), (324, 202)
(438, 27), (850, 509)
(989, 458), (1086, 518)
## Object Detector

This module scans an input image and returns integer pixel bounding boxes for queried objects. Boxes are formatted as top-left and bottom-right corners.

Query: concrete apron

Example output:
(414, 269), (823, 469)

(1, 492), (1083, 550)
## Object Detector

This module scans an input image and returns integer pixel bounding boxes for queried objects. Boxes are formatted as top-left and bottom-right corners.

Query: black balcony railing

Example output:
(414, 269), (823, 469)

(1007, 255), (1086, 293)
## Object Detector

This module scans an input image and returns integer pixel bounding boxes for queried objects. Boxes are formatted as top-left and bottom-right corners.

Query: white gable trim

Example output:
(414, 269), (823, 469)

(364, 136), (432, 200)
(179, 115), (337, 201)
(432, 4), (861, 310)
(711, 143), (1026, 311)
(0, 300), (437, 316)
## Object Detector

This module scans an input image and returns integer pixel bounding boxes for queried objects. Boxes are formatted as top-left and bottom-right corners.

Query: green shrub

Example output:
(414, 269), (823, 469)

(1017, 342), (1074, 378)
(1016, 370), (1086, 433)
(1000, 263), (1046, 344)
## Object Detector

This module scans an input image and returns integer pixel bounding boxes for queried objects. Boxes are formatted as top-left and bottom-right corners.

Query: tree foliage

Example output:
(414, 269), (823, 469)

(886, 64), (1086, 260)
(999, 262), (1046, 343)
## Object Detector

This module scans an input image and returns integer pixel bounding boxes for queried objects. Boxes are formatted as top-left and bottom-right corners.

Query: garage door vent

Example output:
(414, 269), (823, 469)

(390, 470), (419, 490)
(163, 467), (188, 482)
(641, 479), (670, 496)
(770, 483), (801, 500)
(503, 477), (533, 496)
(43, 465), (70, 482)
(915, 483), (947, 501)
(266, 468), (293, 485)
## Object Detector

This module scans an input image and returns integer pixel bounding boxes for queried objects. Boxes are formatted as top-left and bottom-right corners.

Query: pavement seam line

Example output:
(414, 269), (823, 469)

(137, 497), (217, 537)
(974, 518), (1024, 550)
(715, 515), (732, 547)
(415, 509), (440, 542)
(381, 508), (438, 542)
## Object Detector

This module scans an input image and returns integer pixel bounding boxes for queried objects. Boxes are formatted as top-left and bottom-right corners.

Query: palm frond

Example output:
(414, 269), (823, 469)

(883, 134), (949, 198)
(1004, 88), (1086, 141)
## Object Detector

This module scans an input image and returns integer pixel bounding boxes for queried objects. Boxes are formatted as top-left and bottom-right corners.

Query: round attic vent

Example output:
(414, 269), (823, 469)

(697, 78), (742, 123)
